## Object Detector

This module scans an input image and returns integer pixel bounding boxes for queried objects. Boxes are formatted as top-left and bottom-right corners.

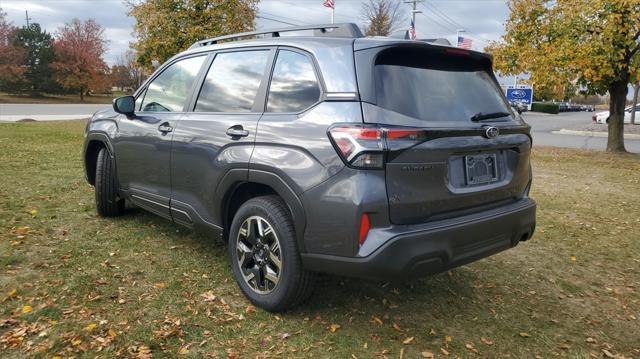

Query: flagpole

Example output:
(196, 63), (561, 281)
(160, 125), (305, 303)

(331, 6), (334, 24)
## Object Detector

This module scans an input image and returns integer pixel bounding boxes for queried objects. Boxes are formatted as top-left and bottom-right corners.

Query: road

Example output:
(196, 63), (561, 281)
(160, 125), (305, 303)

(1, 103), (639, 153)
(0, 103), (107, 121)
(522, 111), (640, 153)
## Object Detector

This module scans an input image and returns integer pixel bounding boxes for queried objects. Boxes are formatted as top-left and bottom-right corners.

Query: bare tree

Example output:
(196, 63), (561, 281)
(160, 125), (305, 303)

(361, 0), (404, 37)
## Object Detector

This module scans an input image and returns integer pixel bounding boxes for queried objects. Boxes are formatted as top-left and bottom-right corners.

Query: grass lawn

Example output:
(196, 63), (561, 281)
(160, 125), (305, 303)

(0, 92), (128, 105)
(1, 120), (639, 358)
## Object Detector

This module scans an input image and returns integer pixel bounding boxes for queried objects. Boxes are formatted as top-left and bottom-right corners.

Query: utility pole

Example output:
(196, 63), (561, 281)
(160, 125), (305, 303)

(404, 0), (423, 28)
(25, 10), (32, 27)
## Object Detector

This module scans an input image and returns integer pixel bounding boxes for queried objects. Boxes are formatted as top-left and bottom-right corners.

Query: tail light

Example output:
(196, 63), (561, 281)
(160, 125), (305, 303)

(328, 124), (426, 169)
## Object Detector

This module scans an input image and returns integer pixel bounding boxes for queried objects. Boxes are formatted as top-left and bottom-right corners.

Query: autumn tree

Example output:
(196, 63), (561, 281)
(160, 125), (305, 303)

(487, 0), (640, 152)
(128, 0), (258, 70)
(361, 0), (404, 36)
(50, 19), (109, 101)
(13, 23), (56, 94)
(0, 8), (25, 92)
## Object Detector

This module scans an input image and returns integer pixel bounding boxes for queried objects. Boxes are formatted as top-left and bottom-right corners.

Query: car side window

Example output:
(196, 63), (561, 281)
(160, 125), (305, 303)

(140, 56), (206, 112)
(195, 50), (270, 112)
(267, 50), (321, 113)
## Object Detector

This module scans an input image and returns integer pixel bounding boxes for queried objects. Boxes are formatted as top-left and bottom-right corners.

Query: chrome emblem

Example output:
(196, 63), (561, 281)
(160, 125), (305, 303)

(484, 126), (499, 139)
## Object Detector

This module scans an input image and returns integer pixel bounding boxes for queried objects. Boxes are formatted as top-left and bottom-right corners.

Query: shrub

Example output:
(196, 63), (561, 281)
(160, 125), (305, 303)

(531, 102), (560, 114)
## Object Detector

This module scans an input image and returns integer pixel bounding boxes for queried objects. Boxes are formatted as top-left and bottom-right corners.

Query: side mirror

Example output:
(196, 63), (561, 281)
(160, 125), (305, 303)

(113, 96), (135, 116)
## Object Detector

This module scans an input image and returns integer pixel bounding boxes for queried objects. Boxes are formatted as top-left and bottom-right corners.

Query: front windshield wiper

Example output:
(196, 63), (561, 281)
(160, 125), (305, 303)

(470, 111), (511, 122)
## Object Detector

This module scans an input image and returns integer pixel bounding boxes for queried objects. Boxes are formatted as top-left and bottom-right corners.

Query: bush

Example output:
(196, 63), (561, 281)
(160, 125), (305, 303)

(531, 102), (560, 114)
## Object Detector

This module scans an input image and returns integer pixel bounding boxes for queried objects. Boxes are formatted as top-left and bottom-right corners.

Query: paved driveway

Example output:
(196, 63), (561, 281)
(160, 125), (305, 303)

(0, 104), (107, 121)
(523, 112), (640, 153)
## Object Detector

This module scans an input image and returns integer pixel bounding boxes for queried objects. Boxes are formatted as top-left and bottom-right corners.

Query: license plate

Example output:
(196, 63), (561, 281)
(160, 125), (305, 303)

(465, 154), (498, 185)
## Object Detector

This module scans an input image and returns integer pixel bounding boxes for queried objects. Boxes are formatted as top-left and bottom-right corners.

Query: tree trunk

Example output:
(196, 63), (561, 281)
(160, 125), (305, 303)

(80, 88), (84, 102)
(631, 82), (639, 125)
(606, 79), (628, 153)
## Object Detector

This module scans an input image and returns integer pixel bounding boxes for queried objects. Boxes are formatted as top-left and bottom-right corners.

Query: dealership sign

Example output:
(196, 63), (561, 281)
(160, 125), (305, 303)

(506, 85), (534, 109)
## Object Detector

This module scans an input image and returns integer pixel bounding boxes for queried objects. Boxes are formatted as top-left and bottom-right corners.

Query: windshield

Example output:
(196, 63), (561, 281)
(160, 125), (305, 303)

(374, 49), (513, 124)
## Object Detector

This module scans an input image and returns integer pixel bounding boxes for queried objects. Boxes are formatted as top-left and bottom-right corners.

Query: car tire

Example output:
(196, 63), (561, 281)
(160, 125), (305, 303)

(228, 195), (315, 312)
(95, 147), (125, 217)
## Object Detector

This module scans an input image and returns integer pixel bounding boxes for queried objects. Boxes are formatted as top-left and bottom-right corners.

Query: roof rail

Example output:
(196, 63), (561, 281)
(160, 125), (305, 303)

(189, 23), (363, 49)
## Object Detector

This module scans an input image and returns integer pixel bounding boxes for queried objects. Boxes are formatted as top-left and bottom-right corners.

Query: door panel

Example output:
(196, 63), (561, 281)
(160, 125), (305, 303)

(170, 49), (273, 228)
(114, 55), (207, 218)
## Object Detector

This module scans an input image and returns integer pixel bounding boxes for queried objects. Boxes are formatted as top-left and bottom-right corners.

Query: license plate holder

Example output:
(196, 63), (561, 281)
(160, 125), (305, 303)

(465, 153), (498, 185)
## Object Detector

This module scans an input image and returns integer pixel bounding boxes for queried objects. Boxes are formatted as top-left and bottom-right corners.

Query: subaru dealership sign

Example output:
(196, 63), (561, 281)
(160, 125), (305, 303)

(506, 85), (534, 110)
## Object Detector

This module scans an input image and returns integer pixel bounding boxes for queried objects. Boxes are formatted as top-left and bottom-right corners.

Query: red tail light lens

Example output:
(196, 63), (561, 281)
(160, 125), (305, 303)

(358, 213), (371, 246)
(328, 125), (384, 169)
(328, 125), (428, 168)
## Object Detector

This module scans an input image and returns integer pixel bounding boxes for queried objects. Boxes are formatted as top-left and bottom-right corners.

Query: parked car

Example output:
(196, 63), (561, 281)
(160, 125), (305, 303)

(593, 105), (640, 124)
(83, 23), (536, 311)
(509, 100), (528, 113)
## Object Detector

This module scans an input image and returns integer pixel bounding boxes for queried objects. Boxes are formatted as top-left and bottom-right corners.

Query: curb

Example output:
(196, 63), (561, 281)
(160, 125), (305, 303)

(553, 129), (640, 140)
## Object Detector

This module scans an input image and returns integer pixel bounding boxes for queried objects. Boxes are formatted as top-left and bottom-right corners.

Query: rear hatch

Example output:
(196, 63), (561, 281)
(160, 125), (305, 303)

(354, 42), (532, 225)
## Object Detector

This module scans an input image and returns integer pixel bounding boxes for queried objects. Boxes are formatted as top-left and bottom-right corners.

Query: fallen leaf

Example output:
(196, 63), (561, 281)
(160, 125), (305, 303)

(465, 343), (478, 354)
(481, 337), (494, 345)
(85, 323), (97, 332)
(519, 332), (530, 338)
(402, 336), (414, 345)
(245, 305), (256, 314)
(200, 291), (216, 302)
(393, 323), (403, 332)
(178, 346), (189, 355)
(7, 288), (17, 298)
(440, 348), (450, 356)
(153, 282), (166, 289)
(22, 305), (33, 314)
(586, 337), (596, 343)
(602, 349), (614, 358)
(445, 335), (453, 343)
(108, 329), (117, 338)
(421, 351), (434, 358)
(372, 316), (383, 325)
(329, 324), (341, 333)
(29, 208), (38, 217)
(570, 255), (577, 262)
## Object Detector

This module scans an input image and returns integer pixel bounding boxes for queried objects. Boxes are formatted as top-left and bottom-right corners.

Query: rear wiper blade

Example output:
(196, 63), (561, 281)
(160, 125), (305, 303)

(470, 111), (511, 122)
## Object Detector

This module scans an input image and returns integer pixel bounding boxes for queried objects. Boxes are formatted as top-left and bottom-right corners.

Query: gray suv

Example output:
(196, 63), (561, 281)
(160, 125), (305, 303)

(83, 24), (536, 311)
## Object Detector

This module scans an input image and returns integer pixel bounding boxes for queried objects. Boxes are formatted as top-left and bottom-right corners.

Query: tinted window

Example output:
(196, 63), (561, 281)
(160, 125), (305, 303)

(267, 50), (321, 112)
(374, 48), (512, 124)
(141, 56), (205, 112)
(195, 50), (270, 112)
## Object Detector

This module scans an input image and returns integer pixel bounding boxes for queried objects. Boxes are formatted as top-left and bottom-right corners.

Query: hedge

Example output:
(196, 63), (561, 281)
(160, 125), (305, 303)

(531, 102), (560, 114)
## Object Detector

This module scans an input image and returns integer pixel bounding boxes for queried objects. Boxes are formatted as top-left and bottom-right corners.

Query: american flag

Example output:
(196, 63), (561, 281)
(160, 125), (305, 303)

(457, 36), (472, 49)
(323, 0), (334, 9)
(409, 19), (416, 40)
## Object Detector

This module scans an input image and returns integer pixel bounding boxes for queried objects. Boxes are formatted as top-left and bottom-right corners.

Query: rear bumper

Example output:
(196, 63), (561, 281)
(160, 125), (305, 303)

(301, 198), (536, 281)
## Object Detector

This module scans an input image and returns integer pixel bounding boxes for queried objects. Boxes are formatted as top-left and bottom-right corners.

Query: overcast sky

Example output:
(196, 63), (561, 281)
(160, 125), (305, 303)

(1, 0), (509, 65)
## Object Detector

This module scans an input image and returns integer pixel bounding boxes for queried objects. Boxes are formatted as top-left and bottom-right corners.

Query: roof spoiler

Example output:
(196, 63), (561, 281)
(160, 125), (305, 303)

(189, 23), (364, 49)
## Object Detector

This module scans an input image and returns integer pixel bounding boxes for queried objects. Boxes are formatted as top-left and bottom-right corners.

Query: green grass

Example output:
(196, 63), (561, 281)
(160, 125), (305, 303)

(1, 120), (639, 358)
(0, 91), (128, 104)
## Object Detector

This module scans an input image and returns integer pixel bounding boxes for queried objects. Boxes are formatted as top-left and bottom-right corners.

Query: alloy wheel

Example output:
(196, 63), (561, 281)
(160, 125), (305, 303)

(235, 215), (283, 294)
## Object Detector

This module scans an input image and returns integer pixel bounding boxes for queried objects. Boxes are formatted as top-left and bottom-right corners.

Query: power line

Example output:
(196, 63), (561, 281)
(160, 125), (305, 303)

(257, 15), (301, 27)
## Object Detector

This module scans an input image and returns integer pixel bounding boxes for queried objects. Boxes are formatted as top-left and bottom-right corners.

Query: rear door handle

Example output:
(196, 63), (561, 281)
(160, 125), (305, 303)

(158, 122), (173, 133)
(226, 125), (249, 138)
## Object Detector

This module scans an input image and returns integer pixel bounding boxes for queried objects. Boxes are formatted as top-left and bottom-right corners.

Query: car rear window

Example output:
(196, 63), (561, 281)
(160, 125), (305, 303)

(374, 47), (512, 124)
(267, 50), (321, 113)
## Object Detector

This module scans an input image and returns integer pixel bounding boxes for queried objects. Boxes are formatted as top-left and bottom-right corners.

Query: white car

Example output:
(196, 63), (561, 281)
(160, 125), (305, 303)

(593, 105), (640, 124)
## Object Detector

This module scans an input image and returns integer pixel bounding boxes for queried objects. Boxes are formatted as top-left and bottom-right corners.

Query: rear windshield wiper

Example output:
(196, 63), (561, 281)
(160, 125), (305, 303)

(470, 111), (511, 122)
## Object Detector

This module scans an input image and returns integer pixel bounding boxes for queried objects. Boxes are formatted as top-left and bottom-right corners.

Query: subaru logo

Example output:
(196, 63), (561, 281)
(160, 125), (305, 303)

(484, 126), (499, 139)
(511, 89), (526, 98)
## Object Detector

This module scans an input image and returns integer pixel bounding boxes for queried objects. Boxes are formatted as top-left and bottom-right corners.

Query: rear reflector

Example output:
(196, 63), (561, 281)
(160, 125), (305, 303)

(358, 213), (371, 246)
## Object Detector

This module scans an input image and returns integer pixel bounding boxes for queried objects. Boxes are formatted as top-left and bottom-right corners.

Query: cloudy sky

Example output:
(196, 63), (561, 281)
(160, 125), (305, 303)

(1, 0), (510, 65)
